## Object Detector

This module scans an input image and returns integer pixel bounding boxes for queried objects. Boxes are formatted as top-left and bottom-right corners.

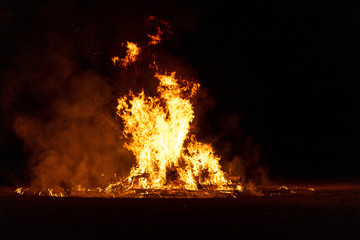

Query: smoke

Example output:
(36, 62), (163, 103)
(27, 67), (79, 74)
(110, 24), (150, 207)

(2, 35), (133, 191)
(1, 2), (268, 192)
(210, 114), (269, 186)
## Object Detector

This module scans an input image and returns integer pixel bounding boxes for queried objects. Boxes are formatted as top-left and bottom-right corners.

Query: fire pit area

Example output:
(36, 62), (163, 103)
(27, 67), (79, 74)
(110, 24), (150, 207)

(2, 184), (360, 239)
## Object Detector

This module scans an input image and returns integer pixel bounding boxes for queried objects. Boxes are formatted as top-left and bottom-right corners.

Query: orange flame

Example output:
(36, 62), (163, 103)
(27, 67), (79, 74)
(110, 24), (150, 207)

(111, 56), (119, 66)
(147, 26), (163, 45)
(112, 41), (141, 68)
(117, 71), (231, 190)
(146, 16), (171, 46)
(14, 22), (243, 197)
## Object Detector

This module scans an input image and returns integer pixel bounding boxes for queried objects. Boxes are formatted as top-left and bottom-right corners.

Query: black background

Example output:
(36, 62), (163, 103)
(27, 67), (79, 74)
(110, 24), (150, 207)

(1, 0), (360, 185)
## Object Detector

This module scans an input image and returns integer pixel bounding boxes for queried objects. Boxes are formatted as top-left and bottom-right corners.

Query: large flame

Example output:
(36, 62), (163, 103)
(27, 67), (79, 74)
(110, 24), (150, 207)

(15, 34), (242, 197)
(117, 71), (230, 190)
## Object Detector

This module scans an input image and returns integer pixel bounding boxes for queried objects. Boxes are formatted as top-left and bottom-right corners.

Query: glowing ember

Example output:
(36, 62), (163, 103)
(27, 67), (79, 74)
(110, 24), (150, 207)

(15, 187), (28, 195)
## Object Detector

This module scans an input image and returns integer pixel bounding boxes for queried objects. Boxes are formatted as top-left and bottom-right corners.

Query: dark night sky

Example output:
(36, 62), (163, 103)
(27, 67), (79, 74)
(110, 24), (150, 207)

(1, 0), (360, 185)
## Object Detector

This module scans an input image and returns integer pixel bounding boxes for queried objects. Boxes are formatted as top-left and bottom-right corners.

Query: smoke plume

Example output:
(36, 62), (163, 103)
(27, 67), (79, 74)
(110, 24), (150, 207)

(2, 36), (133, 192)
(1, 8), (267, 191)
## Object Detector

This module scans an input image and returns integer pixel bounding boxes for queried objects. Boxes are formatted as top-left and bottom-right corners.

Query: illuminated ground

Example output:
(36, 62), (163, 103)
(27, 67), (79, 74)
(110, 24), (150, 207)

(1, 184), (359, 239)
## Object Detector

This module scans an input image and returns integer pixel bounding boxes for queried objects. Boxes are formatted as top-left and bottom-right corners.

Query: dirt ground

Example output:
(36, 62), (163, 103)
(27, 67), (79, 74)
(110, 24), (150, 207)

(1, 184), (360, 239)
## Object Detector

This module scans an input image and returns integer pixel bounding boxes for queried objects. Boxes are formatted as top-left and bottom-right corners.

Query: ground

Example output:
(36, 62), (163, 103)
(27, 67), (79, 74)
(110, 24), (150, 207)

(1, 184), (359, 239)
